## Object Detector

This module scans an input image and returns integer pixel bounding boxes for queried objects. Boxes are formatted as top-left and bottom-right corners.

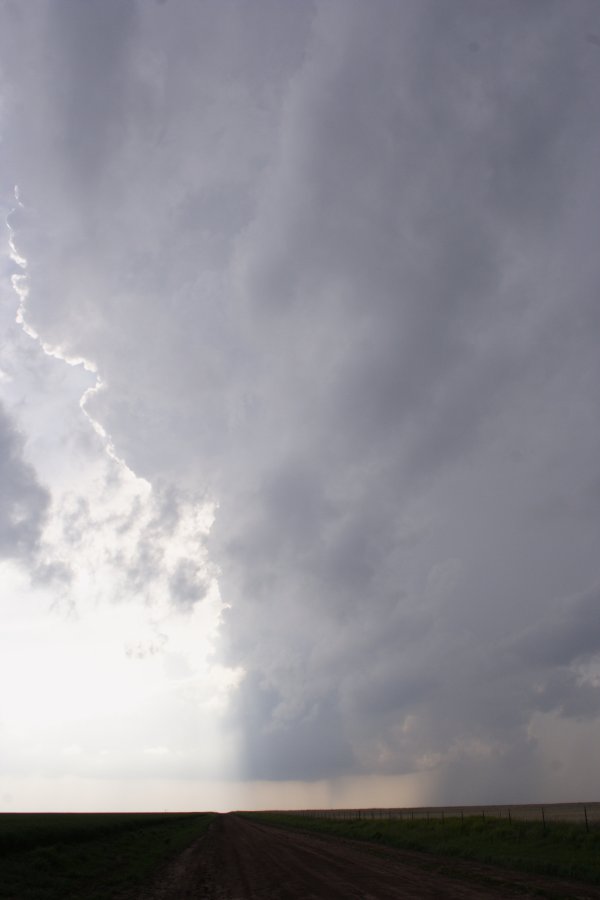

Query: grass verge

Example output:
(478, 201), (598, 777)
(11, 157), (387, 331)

(0, 812), (214, 899)
(245, 812), (600, 886)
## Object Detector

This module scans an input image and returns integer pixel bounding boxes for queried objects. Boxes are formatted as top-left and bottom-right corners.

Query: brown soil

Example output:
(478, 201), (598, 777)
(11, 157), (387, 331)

(129, 813), (600, 899)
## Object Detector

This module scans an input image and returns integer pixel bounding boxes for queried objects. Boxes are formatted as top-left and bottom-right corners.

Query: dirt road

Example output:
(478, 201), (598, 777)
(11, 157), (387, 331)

(132, 813), (600, 899)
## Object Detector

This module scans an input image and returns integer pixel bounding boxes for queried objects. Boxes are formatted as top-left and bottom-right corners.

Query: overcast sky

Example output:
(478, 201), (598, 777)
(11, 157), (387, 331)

(1, 0), (600, 812)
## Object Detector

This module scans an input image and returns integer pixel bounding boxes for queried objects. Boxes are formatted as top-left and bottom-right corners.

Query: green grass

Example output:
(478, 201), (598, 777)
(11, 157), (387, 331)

(245, 812), (600, 886)
(0, 812), (214, 899)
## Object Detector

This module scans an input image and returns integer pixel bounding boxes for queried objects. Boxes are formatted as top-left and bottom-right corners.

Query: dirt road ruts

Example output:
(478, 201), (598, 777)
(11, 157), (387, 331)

(131, 813), (600, 899)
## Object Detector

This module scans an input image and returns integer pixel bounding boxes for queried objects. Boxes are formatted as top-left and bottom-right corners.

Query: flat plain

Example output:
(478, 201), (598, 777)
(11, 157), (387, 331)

(133, 813), (600, 899)
(2, 806), (600, 898)
(0, 812), (213, 899)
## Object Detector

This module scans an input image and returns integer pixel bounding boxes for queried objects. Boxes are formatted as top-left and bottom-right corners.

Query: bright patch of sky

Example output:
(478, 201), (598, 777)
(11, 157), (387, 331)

(0, 195), (241, 800)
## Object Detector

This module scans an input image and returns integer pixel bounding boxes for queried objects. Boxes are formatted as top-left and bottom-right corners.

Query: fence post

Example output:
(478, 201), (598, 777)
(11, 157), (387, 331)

(541, 807), (546, 833)
(508, 808), (511, 825)
(584, 805), (589, 833)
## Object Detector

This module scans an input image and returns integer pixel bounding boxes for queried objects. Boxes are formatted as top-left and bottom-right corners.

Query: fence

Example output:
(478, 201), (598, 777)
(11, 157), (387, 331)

(286, 802), (600, 831)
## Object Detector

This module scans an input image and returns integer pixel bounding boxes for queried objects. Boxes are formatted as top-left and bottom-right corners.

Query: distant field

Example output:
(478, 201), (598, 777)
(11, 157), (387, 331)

(278, 801), (600, 827)
(4, 805), (599, 897)
(0, 812), (214, 899)
(246, 806), (600, 887)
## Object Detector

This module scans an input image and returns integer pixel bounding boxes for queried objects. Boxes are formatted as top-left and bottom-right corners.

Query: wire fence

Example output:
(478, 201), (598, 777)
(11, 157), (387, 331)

(288, 802), (600, 831)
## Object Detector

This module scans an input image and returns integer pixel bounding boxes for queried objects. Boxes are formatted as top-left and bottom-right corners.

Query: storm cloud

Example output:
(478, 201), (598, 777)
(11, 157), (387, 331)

(0, 403), (49, 559)
(2, 0), (600, 801)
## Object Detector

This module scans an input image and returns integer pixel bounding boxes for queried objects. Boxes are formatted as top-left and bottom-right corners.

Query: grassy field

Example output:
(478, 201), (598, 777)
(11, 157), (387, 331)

(0, 812), (214, 899)
(246, 811), (600, 886)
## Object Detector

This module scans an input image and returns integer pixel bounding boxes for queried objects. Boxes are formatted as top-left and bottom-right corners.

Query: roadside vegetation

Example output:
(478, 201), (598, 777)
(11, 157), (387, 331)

(0, 812), (214, 899)
(247, 811), (600, 886)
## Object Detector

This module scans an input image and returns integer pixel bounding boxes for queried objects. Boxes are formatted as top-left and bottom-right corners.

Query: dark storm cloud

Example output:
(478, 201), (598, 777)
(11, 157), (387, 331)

(511, 586), (600, 668)
(169, 558), (210, 608)
(2, 0), (600, 794)
(214, 0), (600, 780)
(232, 670), (355, 781)
(0, 404), (49, 559)
(45, 0), (138, 183)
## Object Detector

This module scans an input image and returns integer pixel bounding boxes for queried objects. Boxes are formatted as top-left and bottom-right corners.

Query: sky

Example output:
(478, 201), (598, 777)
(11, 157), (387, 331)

(1, 0), (600, 813)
